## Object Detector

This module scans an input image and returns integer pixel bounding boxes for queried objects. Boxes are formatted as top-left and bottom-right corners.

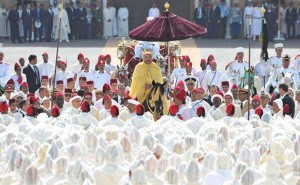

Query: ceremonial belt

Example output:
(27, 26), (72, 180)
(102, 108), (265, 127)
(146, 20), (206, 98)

(209, 72), (217, 87)
(192, 101), (201, 110)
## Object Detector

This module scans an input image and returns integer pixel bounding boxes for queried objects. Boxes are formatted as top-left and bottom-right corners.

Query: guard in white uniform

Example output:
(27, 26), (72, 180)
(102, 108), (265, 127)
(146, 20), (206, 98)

(38, 52), (55, 77)
(203, 60), (223, 91)
(104, 54), (116, 75)
(75, 58), (94, 90)
(174, 88), (191, 121)
(55, 61), (73, 87)
(0, 49), (10, 87)
(93, 59), (111, 90)
(71, 53), (84, 78)
(195, 59), (208, 89)
(266, 43), (283, 74)
(226, 47), (249, 86)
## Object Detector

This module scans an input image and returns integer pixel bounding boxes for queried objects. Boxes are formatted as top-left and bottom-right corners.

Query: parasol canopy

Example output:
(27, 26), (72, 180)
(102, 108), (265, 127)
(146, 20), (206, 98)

(129, 2), (207, 42)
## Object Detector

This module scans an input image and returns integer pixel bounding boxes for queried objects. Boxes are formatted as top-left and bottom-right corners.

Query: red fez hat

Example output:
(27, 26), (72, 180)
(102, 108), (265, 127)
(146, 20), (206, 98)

(21, 82), (28, 87)
(60, 61), (67, 66)
(97, 59), (105, 66)
(103, 83), (111, 93)
(51, 105), (60, 117)
(42, 52), (48, 56)
(177, 80), (184, 86)
(183, 55), (190, 61)
(27, 93), (35, 98)
(79, 77), (87, 81)
(186, 61), (192, 67)
(198, 87), (205, 92)
(41, 76), (49, 80)
(14, 63), (21, 71)
(200, 59), (206, 63)
(136, 104), (145, 115)
(81, 101), (90, 112)
(103, 95), (111, 104)
(221, 81), (229, 86)
(105, 54), (111, 59)
(84, 92), (93, 97)
(169, 103), (179, 115)
(26, 105), (36, 116)
(83, 58), (90, 64)
(175, 88), (187, 102)
(231, 84), (238, 89)
(216, 91), (224, 98)
(64, 88), (72, 94)
(226, 103), (235, 116)
(283, 104), (290, 116)
(110, 78), (118, 84)
(110, 105), (119, 117)
(191, 89), (199, 94)
(208, 54), (215, 60)
(78, 53), (84, 59)
(56, 91), (64, 98)
(67, 78), (74, 83)
(6, 79), (15, 85)
(87, 80), (94, 85)
(9, 99), (16, 106)
(0, 102), (9, 113)
(252, 95), (260, 102)
(98, 54), (106, 60)
(254, 107), (263, 118)
(56, 80), (63, 85)
(4, 84), (14, 92)
(28, 96), (39, 105)
(196, 106), (206, 117)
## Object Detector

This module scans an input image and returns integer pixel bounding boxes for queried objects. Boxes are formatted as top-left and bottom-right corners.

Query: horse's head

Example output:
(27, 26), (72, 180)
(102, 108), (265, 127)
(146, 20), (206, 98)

(147, 80), (166, 119)
(281, 72), (294, 88)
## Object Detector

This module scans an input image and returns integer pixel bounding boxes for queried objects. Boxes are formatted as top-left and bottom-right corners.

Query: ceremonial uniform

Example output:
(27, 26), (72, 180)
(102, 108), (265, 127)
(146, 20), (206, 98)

(254, 59), (269, 87)
(71, 63), (83, 75)
(267, 56), (283, 74)
(171, 67), (186, 84)
(55, 70), (73, 87)
(227, 60), (248, 86)
(177, 104), (191, 121)
(92, 71), (111, 90)
(104, 64), (116, 75)
(189, 100), (210, 117)
(38, 62), (54, 77)
(10, 73), (26, 91)
(195, 69), (207, 89)
(0, 61), (10, 87)
(266, 67), (299, 90)
(203, 70), (223, 90)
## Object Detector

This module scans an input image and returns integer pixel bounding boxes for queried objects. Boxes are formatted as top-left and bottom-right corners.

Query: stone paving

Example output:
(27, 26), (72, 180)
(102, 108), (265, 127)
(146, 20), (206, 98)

(0, 38), (299, 74)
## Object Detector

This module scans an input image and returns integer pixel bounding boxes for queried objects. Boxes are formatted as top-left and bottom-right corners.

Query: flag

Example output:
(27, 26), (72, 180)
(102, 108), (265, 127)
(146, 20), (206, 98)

(259, 7), (269, 62)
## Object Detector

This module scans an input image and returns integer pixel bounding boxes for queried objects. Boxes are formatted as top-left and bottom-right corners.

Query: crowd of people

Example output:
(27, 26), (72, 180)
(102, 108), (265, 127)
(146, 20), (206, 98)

(0, 0), (129, 43)
(1, 39), (300, 184)
(194, 0), (300, 40)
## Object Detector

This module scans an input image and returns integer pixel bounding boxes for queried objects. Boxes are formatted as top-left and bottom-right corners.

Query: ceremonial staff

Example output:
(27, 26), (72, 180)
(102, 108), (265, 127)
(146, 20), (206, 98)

(52, 2), (64, 108)
(247, 14), (252, 120)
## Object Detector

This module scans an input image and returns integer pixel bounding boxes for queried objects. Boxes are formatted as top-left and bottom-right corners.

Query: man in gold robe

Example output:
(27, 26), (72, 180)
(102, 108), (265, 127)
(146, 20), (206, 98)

(130, 50), (163, 104)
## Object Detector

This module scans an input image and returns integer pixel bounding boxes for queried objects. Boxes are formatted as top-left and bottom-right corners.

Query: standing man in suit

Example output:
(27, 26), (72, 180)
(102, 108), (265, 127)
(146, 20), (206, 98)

(219, 0), (229, 38)
(279, 83), (295, 118)
(193, 1), (207, 27)
(44, 5), (53, 42)
(208, 0), (221, 38)
(33, 3), (44, 42)
(23, 55), (41, 93)
(7, 5), (22, 43)
(22, 3), (34, 43)
(285, 2), (297, 39)
(75, 2), (87, 39)
(66, 2), (75, 40)
(113, 83), (126, 106)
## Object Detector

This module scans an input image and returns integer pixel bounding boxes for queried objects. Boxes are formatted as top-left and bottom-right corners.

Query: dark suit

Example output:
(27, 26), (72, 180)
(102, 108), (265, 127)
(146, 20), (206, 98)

(75, 7), (87, 39)
(113, 96), (124, 105)
(23, 64), (41, 93)
(7, 8), (21, 43)
(208, 6), (221, 38)
(66, 6), (75, 39)
(33, 7), (44, 41)
(44, 9), (53, 42)
(194, 7), (207, 27)
(282, 93), (295, 118)
(204, 95), (213, 106)
(22, 8), (34, 42)
(285, 8), (297, 39)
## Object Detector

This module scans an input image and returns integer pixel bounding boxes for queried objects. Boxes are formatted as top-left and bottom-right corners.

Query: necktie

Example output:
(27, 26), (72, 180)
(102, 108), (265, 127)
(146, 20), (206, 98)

(120, 97), (124, 104)
(17, 76), (23, 84)
(240, 103), (243, 110)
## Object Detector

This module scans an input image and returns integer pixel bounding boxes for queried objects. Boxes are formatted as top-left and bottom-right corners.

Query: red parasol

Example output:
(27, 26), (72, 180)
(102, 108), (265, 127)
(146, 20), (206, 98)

(129, 4), (207, 41)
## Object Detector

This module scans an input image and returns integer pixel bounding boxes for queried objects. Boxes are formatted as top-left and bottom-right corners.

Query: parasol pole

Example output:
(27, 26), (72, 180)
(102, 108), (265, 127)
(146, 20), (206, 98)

(51, 1), (64, 108)
(247, 14), (252, 121)
(274, 0), (284, 41)
(167, 41), (172, 104)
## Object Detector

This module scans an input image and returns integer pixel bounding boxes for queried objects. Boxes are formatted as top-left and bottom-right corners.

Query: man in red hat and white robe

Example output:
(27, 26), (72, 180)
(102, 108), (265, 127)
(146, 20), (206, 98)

(93, 59), (111, 90)
(40, 76), (49, 88)
(83, 91), (101, 121)
(173, 88), (191, 121)
(55, 61), (73, 88)
(99, 94), (112, 121)
(63, 95), (81, 116)
(219, 92), (242, 118)
(72, 100), (98, 130)
(104, 54), (116, 75)
(129, 104), (152, 129)
(76, 58), (95, 90)
(195, 58), (208, 88)
(102, 105), (125, 127)
(0, 100), (13, 126)
(10, 63), (26, 91)
(203, 60), (222, 91)
(38, 52), (54, 77)
(72, 53), (84, 79)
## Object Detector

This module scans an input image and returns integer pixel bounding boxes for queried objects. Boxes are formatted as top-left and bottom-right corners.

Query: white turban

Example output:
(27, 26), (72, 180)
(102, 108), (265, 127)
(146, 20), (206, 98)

(236, 47), (245, 54)
(274, 98), (283, 110)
